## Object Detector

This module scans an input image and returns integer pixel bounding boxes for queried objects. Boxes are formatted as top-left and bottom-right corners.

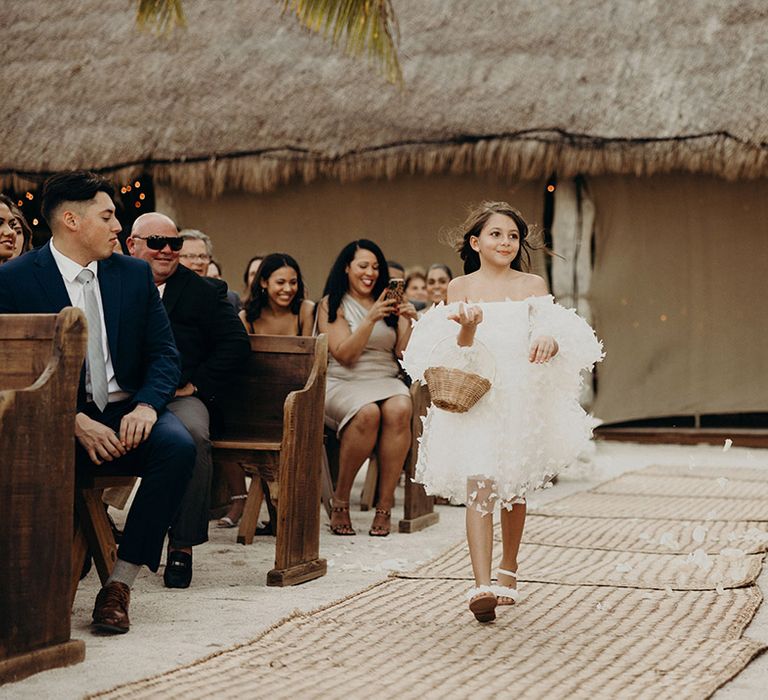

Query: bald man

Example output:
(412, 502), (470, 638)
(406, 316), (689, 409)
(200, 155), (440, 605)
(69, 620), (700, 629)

(127, 213), (249, 588)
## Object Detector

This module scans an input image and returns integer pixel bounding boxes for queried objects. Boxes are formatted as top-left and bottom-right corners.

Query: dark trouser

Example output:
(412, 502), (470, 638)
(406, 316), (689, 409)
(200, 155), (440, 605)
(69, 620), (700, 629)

(76, 400), (195, 572)
(165, 397), (212, 548)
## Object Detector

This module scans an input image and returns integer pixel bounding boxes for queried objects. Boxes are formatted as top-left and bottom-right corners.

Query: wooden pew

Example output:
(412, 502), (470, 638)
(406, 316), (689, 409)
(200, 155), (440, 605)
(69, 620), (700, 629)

(399, 381), (440, 533)
(0, 309), (87, 685)
(321, 381), (439, 533)
(211, 334), (328, 587)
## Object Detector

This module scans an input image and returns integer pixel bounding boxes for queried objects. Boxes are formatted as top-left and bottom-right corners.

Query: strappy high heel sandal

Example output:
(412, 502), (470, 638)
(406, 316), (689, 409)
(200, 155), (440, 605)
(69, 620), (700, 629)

(467, 586), (498, 623)
(369, 507), (391, 537)
(217, 494), (248, 528)
(493, 567), (519, 606)
(330, 498), (356, 536)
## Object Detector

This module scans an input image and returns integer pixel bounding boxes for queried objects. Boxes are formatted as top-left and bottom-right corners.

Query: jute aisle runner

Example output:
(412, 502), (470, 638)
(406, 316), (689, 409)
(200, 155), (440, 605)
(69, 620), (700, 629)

(92, 464), (768, 700)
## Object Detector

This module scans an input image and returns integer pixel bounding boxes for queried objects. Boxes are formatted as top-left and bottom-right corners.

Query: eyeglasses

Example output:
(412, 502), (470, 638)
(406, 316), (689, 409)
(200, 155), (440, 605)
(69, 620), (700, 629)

(179, 253), (211, 262)
(132, 235), (183, 251)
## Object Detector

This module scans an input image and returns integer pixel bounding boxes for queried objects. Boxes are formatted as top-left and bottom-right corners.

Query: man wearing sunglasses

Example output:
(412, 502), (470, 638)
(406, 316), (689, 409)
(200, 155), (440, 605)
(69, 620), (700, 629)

(0, 171), (196, 635)
(127, 213), (249, 589)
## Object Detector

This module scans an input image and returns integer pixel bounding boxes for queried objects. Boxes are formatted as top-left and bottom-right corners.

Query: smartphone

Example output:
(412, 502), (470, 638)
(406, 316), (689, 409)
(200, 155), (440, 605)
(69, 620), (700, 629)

(384, 278), (405, 305)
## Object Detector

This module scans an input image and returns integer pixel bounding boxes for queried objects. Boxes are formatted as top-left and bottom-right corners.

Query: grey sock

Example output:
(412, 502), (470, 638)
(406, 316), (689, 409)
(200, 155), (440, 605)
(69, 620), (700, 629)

(106, 559), (141, 589)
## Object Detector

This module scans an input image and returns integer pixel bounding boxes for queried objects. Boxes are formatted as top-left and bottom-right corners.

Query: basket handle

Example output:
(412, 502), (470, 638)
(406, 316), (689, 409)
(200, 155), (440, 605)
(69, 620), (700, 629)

(426, 335), (496, 384)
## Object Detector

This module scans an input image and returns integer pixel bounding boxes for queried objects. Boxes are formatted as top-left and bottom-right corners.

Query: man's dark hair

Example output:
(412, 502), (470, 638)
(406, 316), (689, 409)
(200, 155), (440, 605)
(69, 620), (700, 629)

(40, 170), (115, 227)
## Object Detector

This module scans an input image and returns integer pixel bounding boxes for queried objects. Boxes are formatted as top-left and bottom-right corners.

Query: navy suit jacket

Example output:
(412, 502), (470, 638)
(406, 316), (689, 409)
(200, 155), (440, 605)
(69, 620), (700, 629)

(0, 242), (181, 412)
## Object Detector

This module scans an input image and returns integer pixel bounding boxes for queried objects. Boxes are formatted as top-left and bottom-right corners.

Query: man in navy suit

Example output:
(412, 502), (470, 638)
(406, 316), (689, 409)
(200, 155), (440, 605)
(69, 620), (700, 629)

(0, 171), (195, 634)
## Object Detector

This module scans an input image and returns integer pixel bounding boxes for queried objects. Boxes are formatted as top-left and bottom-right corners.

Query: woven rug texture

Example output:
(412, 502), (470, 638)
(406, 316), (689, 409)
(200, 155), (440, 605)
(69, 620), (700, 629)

(91, 464), (768, 700)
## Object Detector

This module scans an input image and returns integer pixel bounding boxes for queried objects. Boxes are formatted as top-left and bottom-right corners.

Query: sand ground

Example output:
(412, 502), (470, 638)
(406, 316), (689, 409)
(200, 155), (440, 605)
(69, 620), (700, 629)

(5, 442), (768, 699)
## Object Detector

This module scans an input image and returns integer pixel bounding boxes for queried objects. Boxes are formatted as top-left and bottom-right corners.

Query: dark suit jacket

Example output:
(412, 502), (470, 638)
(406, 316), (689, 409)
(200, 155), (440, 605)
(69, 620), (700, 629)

(0, 242), (180, 412)
(162, 264), (250, 401)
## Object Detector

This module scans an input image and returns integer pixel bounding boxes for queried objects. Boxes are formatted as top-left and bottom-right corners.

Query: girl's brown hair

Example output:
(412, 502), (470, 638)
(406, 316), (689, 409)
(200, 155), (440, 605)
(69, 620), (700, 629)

(451, 201), (537, 274)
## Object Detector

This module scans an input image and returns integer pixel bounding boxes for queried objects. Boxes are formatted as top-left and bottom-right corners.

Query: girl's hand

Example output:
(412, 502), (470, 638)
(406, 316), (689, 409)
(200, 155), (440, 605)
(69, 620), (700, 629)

(529, 335), (559, 363)
(365, 289), (399, 324)
(397, 301), (419, 321)
(447, 302), (483, 328)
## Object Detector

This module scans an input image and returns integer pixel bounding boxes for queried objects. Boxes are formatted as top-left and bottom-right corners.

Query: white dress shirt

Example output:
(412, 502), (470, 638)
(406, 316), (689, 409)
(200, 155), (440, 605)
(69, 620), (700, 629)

(49, 240), (129, 403)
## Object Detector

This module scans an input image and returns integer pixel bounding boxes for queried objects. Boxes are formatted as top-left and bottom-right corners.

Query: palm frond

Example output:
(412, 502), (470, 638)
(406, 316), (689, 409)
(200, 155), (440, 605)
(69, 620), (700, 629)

(282, 0), (402, 85)
(135, 0), (186, 34)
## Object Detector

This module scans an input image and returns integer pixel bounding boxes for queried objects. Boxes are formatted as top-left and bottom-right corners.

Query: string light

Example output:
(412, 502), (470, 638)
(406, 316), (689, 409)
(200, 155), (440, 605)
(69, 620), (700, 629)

(134, 202), (141, 208)
(25, 192), (33, 200)
(139, 193), (146, 200)
(547, 184), (556, 193)
(125, 184), (132, 192)
(32, 218), (39, 225)
(134, 181), (141, 188)
(17, 200), (23, 207)
(660, 314), (668, 322)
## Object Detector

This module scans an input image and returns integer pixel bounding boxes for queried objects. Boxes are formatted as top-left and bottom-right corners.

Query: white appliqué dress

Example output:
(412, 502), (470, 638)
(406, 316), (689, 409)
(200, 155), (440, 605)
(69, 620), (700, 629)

(400, 295), (604, 510)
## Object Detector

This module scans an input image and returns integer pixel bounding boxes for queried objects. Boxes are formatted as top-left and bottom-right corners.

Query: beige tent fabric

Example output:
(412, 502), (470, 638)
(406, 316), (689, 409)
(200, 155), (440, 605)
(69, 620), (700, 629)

(589, 174), (768, 424)
(163, 175), (547, 298)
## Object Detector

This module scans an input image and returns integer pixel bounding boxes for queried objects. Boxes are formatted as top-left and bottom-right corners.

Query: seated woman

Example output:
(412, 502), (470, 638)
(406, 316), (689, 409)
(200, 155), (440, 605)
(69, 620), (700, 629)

(0, 194), (33, 259)
(217, 253), (314, 528)
(239, 253), (315, 335)
(425, 263), (453, 308)
(404, 268), (429, 312)
(317, 240), (417, 536)
(0, 197), (16, 264)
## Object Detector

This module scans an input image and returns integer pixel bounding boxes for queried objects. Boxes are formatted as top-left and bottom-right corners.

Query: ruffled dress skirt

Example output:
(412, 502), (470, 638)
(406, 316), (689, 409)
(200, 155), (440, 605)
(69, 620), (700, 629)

(400, 296), (603, 510)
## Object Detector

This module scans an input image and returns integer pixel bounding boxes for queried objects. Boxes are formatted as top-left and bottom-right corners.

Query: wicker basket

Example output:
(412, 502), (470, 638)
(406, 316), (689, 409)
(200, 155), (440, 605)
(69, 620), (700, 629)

(424, 366), (492, 413)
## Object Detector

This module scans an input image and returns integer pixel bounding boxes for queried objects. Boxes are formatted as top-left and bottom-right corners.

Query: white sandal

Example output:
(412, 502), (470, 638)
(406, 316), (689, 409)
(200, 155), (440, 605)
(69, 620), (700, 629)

(493, 568), (519, 605)
(467, 585), (498, 623)
(217, 494), (248, 528)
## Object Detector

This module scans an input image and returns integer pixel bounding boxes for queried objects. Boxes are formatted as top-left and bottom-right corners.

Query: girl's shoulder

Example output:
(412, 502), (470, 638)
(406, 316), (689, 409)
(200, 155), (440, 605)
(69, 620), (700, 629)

(446, 273), (473, 296)
(519, 272), (549, 296)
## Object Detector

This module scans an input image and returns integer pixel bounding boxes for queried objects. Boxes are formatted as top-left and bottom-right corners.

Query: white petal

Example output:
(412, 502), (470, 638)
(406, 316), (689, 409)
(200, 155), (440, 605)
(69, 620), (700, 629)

(723, 438), (733, 452)
(659, 532), (681, 549)
(691, 548), (713, 572)
(692, 526), (708, 543)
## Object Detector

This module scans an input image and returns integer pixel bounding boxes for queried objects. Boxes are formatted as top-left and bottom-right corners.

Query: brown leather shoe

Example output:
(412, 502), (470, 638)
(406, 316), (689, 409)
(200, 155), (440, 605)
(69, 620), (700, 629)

(92, 581), (131, 634)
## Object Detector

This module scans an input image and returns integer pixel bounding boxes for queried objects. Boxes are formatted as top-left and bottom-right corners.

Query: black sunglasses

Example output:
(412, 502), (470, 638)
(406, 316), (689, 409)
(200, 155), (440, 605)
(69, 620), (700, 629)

(133, 235), (183, 251)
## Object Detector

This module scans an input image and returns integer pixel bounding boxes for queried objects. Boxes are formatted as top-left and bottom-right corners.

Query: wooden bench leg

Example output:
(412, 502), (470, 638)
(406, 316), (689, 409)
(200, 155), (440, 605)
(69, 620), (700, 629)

(360, 455), (378, 511)
(398, 381), (439, 533)
(71, 522), (89, 607)
(399, 478), (440, 533)
(320, 447), (334, 520)
(268, 453), (326, 587)
(237, 478), (264, 546)
(75, 489), (117, 585)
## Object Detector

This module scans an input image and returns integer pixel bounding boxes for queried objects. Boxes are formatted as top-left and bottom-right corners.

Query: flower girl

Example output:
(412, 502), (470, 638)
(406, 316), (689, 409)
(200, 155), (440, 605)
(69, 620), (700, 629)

(401, 201), (603, 622)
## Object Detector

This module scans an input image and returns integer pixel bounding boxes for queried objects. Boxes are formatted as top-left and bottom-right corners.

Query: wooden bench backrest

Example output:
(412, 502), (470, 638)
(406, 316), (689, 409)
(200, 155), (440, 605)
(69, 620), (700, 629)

(0, 309), (86, 665)
(211, 335), (323, 443)
(0, 314), (63, 390)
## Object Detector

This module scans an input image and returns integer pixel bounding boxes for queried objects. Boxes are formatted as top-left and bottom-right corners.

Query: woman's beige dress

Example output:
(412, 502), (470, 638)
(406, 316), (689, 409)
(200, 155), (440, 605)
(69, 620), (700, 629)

(324, 295), (409, 436)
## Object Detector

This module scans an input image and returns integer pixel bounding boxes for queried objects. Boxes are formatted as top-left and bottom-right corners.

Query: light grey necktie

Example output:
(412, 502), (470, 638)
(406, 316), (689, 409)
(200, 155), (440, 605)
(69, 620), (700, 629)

(76, 269), (109, 411)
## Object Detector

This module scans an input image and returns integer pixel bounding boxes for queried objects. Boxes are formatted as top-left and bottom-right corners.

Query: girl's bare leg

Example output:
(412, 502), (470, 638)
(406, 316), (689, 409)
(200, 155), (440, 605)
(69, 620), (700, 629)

(371, 396), (412, 534)
(498, 501), (526, 603)
(332, 404), (381, 533)
(465, 479), (496, 587)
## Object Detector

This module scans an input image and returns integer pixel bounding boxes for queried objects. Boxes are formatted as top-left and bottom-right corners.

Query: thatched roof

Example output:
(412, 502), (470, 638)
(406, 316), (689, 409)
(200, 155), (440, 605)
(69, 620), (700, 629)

(3, 0), (767, 194)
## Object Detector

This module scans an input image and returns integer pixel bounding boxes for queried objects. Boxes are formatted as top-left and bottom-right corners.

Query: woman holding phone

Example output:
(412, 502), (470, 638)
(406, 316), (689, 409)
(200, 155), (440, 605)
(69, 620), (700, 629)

(317, 240), (418, 536)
